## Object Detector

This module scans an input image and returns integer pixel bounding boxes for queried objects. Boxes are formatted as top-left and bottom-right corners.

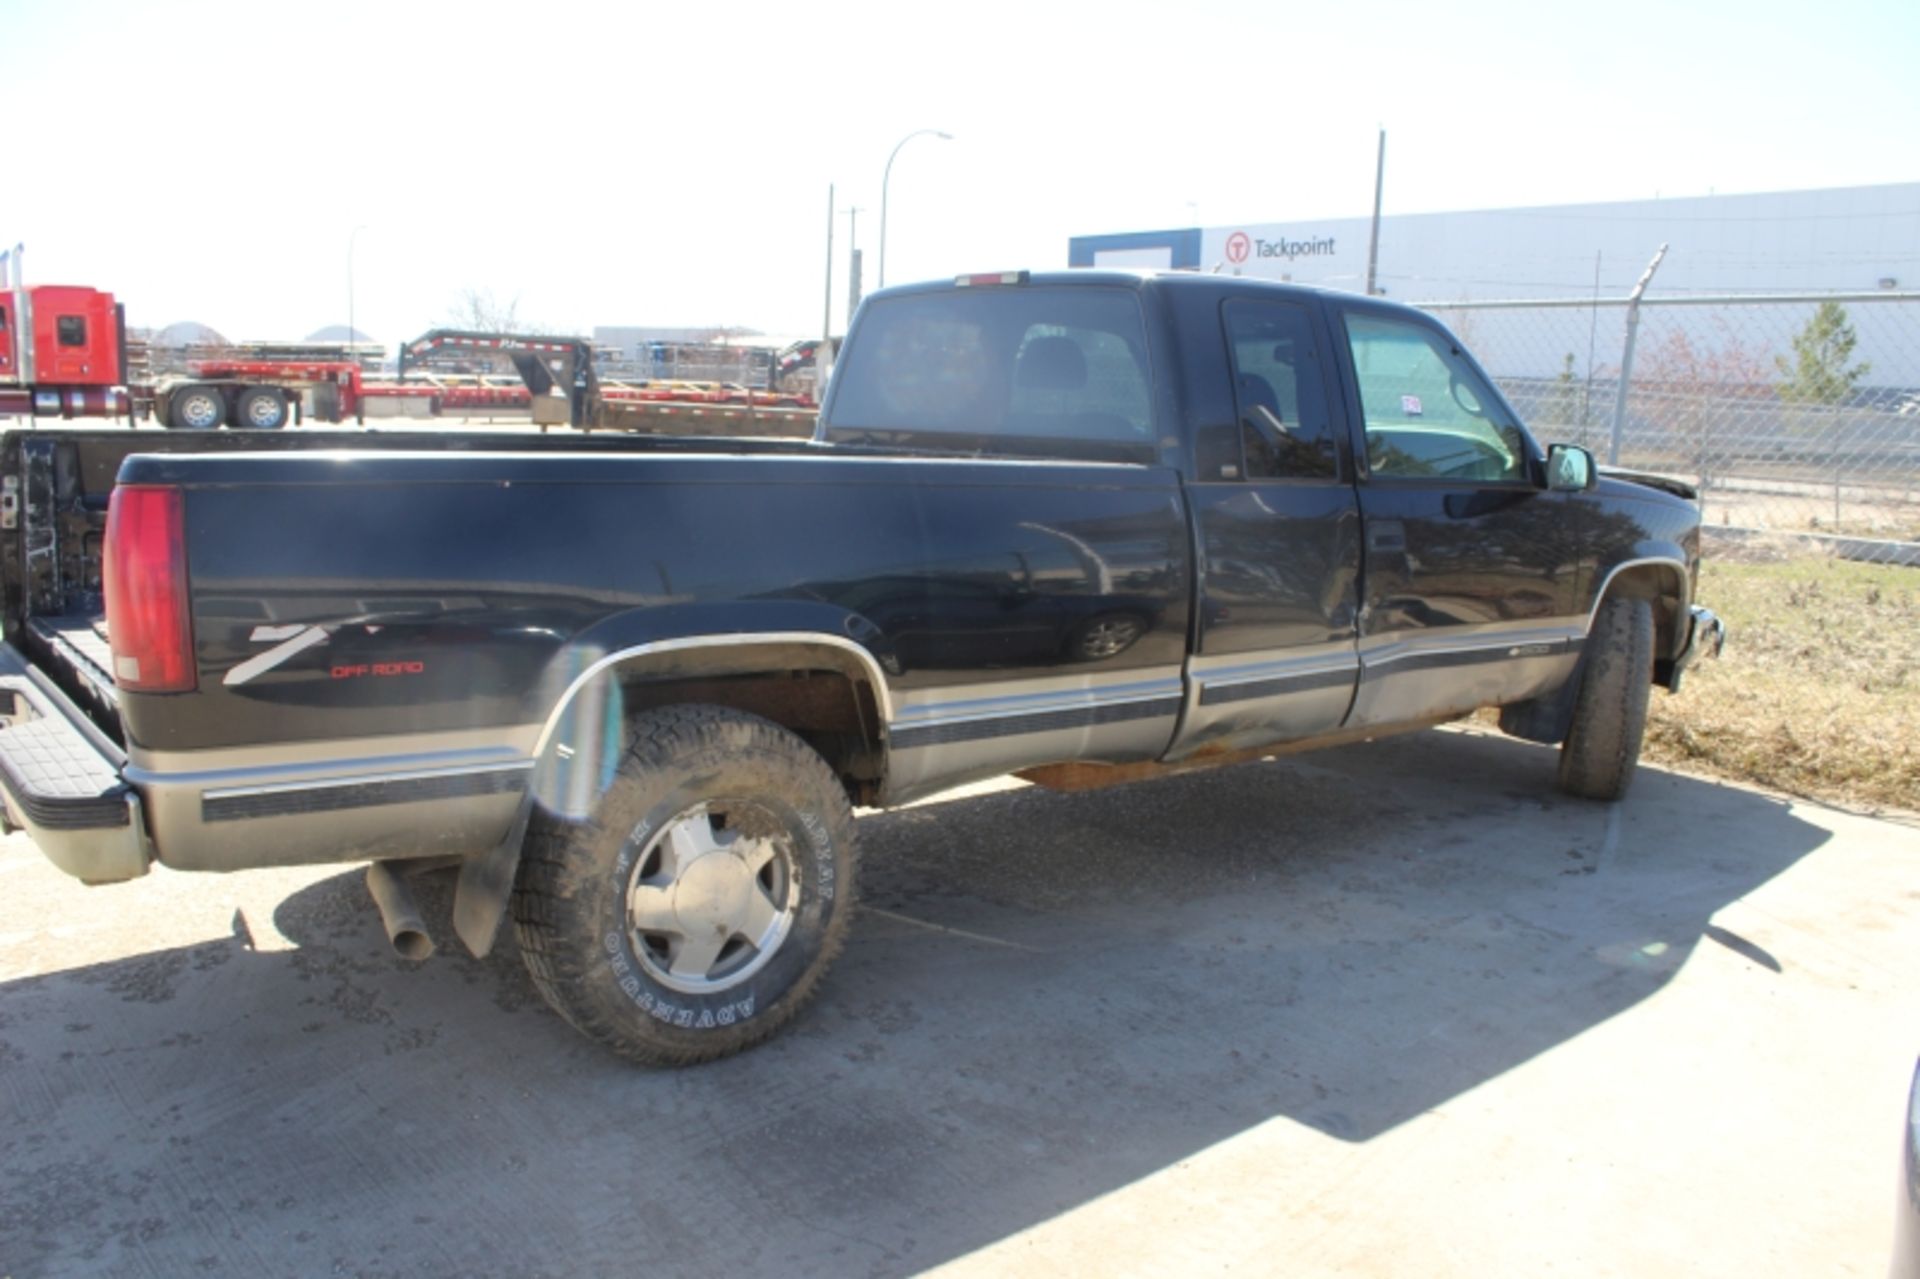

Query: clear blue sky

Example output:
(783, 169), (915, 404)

(9, 0), (1918, 345)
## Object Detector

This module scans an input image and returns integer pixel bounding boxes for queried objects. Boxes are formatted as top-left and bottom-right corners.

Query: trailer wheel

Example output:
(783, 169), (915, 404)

(234, 387), (289, 430)
(167, 385), (226, 430)
(511, 705), (857, 1065)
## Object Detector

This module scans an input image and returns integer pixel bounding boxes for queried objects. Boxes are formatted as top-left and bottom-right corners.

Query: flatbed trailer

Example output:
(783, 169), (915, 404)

(397, 330), (818, 437)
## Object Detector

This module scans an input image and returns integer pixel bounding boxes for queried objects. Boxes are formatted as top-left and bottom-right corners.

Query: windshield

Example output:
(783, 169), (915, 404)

(822, 286), (1156, 463)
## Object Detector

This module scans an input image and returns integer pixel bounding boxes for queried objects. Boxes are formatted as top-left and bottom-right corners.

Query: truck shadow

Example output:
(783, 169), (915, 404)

(0, 729), (1831, 1277)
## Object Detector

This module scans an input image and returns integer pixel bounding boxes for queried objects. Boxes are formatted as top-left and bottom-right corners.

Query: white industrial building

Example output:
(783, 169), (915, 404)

(1071, 182), (1920, 390)
(1069, 182), (1918, 300)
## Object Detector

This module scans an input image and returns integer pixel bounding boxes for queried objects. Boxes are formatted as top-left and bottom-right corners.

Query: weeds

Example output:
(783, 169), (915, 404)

(1643, 552), (1917, 810)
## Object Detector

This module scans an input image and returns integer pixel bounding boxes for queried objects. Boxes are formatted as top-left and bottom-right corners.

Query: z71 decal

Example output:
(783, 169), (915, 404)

(226, 623), (419, 687)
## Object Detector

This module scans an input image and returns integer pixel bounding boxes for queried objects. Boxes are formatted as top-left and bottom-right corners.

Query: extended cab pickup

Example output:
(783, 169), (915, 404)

(0, 271), (1723, 1063)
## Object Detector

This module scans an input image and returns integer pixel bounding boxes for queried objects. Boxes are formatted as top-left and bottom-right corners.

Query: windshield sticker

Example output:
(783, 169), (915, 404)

(1401, 395), (1423, 416)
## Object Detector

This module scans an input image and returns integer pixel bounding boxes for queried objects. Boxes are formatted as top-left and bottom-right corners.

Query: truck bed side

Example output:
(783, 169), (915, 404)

(15, 438), (1190, 875)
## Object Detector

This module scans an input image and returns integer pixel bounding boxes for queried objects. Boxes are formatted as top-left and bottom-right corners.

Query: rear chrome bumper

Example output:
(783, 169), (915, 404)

(1669, 605), (1727, 693)
(0, 636), (533, 883)
(124, 742), (532, 874)
(0, 644), (151, 884)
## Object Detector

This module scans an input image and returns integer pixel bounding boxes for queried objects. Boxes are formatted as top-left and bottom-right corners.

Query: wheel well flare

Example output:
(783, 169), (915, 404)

(533, 636), (891, 803)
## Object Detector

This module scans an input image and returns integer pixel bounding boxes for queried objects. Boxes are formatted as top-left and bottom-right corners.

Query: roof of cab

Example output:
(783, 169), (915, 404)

(866, 268), (1418, 316)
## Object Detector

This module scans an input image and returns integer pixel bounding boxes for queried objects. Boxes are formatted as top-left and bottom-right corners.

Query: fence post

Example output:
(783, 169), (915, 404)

(1608, 244), (1668, 466)
(1833, 415), (1845, 534)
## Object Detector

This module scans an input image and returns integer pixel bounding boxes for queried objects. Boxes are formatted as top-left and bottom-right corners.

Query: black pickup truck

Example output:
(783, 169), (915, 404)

(0, 271), (1722, 1064)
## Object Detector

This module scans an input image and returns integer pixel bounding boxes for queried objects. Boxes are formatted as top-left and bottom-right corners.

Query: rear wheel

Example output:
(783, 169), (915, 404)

(511, 705), (857, 1065)
(1557, 596), (1655, 801)
(234, 386), (289, 429)
(166, 385), (225, 430)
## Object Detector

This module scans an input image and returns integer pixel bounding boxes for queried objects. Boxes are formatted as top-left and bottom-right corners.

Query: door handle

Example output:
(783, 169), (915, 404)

(1366, 520), (1407, 553)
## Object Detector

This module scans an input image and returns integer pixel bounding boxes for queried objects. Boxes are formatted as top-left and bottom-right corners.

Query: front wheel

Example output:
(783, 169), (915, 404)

(511, 705), (857, 1065)
(1557, 596), (1655, 801)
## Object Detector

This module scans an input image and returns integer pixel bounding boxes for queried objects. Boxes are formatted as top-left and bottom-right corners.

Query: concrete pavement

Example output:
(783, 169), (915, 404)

(1, 726), (1915, 1277)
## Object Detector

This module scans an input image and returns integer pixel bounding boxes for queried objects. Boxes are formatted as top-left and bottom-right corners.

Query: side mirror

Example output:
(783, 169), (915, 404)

(1546, 443), (1596, 492)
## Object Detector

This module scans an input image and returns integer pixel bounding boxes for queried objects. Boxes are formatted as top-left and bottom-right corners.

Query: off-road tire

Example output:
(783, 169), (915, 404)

(1557, 596), (1655, 801)
(511, 705), (857, 1065)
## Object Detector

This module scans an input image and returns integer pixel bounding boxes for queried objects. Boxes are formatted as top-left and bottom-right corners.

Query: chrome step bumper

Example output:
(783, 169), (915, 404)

(0, 643), (149, 884)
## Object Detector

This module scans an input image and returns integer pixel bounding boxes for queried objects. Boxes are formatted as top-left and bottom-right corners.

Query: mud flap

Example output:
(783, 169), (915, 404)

(1497, 661), (1584, 745)
(453, 799), (533, 958)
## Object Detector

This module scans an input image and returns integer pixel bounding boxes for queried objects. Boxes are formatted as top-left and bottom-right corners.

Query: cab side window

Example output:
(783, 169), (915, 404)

(57, 315), (87, 347)
(1223, 300), (1337, 480)
(1344, 313), (1528, 484)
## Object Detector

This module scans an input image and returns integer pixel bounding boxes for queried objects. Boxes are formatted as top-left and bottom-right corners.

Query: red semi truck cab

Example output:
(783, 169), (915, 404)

(1, 284), (128, 418)
(2, 285), (122, 385)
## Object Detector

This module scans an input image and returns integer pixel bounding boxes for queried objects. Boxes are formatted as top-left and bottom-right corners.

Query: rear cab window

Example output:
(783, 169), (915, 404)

(822, 285), (1156, 463)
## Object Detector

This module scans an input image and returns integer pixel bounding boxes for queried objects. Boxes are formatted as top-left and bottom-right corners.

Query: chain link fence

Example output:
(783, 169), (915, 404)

(1418, 291), (1920, 556)
(1418, 290), (1919, 807)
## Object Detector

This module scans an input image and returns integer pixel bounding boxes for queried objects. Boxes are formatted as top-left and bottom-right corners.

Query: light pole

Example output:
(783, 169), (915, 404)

(878, 129), (952, 289)
(1364, 129), (1385, 297)
(821, 184), (834, 365)
(347, 224), (368, 366)
(844, 206), (865, 325)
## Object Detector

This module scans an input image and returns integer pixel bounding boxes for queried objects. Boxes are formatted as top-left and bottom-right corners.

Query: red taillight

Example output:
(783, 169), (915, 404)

(103, 485), (195, 693)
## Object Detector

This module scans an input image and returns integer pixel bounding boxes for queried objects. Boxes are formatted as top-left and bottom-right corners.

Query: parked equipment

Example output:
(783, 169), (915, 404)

(397, 329), (818, 437)
(2, 254), (817, 436)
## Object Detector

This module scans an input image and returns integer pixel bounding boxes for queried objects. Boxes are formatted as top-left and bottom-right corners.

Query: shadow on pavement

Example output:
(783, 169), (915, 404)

(0, 730), (1830, 1277)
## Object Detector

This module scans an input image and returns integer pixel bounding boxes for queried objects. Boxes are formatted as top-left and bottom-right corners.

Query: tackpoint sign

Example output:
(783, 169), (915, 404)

(1225, 231), (1251, 265)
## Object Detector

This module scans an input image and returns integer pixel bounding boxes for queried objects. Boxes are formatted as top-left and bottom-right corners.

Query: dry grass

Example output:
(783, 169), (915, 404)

(1643, 546), (1918, 811)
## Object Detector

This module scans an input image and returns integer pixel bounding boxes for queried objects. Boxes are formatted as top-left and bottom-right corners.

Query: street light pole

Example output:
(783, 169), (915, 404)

(347, 224), (368, 366)
(845, 206), (865, 326)
(821, 184), (835, 366)
(1365, 129), (1385, 297)
(878, 129), (952, 289)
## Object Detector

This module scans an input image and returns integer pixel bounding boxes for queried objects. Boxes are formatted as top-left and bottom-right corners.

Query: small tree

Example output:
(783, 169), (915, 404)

(1636, 322), (1773, 494)
(1776, 300), (1870, 406)
(444, 287), (534, 334)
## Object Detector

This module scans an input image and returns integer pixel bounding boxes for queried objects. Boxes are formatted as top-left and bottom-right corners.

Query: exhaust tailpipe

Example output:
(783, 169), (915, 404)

(366, 861), (435, 960)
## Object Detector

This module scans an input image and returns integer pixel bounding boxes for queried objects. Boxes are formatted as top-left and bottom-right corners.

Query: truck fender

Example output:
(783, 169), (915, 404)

(1586, 547), (1691, 659)
(453, 604), (895, 959)
(1500, 546), (1692, 752)
(523, 600), (896, 756)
